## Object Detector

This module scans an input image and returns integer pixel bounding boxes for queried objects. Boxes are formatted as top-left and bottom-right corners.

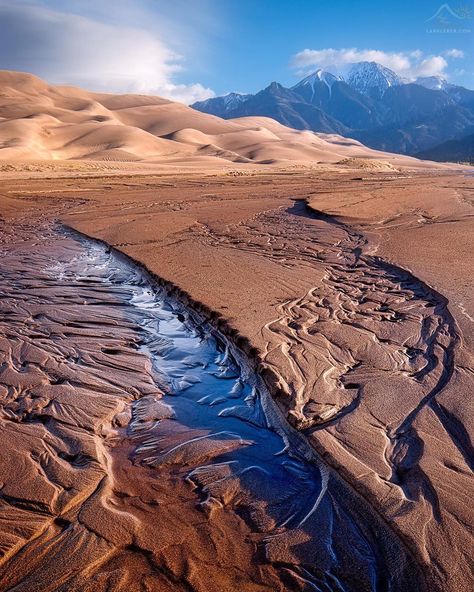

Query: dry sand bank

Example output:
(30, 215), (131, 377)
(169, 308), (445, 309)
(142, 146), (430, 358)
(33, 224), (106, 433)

(0, 166), (472, 590)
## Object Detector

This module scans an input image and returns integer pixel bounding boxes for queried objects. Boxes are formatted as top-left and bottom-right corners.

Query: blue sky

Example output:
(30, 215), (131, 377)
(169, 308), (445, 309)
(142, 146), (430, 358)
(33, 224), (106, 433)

(204, 0), (473, 92)
(0, 0), (472, 102)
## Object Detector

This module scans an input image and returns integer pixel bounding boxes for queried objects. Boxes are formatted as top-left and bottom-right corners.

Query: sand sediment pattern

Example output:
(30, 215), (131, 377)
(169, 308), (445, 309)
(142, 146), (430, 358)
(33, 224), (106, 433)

(195, 200), (474, 590)
(0, 222), (424, 591)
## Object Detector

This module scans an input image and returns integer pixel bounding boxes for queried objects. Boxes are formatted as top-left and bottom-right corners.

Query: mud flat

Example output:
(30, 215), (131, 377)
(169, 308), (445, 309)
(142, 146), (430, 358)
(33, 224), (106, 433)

(0, 168), (473, 590)
(0, 221), (425, 591)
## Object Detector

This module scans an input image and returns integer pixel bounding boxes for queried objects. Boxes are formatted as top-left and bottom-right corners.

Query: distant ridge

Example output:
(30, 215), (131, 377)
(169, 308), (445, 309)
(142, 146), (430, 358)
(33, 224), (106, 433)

(415, 132), (474, 162)
(192, 61), (474, 159)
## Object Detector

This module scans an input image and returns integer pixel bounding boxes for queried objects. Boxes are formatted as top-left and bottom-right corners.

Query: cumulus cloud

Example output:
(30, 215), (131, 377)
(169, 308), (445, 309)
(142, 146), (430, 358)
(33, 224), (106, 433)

(291, 47), (463, 80)
(0, 0), (215, 104)
(293, 48), (410, 74)
(414, 56), (448, 78)
(444, 48), (464, 58)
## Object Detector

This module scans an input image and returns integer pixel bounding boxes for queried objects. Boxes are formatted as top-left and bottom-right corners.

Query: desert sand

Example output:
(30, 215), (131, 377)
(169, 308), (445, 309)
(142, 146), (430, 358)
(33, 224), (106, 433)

(0, 71), (472, 591)
(0, 69), (447, 169)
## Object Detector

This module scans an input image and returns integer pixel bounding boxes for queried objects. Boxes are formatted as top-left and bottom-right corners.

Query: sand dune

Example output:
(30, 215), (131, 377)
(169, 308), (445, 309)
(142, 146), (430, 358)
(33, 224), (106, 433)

(0, 70), (437, 167)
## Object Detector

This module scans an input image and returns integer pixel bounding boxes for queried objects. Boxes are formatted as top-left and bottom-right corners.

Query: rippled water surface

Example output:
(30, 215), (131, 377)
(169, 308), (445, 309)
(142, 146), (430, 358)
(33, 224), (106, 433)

(56, 236), (330, 529)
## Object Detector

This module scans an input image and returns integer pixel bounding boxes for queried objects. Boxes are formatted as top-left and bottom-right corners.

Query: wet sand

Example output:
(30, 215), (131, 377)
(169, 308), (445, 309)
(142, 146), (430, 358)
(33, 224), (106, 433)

(0, 221), (422, 591)
(0, 167), (473, 590)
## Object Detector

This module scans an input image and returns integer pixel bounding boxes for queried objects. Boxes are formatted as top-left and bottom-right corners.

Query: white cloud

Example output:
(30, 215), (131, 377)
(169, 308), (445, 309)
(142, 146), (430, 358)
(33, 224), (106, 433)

(291, 47), (462, 80)
(414, 56), (448, 78)
(445, 49), (464, 58)
(148, 82), (215, 105)
(293, 48), (411, 74)
(0, 1), (215, 104)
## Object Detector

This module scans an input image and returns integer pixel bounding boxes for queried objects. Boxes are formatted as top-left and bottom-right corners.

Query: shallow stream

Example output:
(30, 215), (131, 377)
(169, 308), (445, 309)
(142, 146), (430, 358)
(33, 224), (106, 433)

(0, 225), (423, 591)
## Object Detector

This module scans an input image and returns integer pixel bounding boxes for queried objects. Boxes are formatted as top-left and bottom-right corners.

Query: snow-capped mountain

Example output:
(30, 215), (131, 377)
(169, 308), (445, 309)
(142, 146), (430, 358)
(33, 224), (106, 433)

(192, 92), (249, 118)
(347, 61), (402, 100)
(291, 69), (342, 98)
(222, 92), (250, 109)
(290, 70), (382, 129)
(415, 76), (452, 91)
(191, 61), (474, 160)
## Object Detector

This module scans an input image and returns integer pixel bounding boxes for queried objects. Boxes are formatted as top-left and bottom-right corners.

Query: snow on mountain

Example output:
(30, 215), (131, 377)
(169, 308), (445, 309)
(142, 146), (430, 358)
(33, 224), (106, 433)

(191, 61), (474, 159)
(347, 62), (402, 99)
(192, 92), (250, 117)
(291, 69), (343, 98)
(415, 76), (452, 91)
(222, 92), (250, 109)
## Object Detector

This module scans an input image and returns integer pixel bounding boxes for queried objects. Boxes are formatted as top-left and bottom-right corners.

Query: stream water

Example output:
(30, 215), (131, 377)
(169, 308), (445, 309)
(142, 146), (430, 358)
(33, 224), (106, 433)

(0, 225), (423, 592)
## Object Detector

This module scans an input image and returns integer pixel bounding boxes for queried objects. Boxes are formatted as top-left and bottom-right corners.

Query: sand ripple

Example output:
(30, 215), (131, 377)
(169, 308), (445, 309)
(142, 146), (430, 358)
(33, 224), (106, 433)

(0, 222), (423, 591)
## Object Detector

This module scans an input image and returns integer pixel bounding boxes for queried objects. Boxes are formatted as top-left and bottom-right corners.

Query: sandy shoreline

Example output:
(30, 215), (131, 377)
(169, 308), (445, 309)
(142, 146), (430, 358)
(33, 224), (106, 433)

(0, 166), (473, 590)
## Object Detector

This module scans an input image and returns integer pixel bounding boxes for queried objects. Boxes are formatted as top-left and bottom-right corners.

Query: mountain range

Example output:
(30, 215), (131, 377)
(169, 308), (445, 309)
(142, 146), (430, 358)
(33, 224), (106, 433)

(192, 62), (474, 161)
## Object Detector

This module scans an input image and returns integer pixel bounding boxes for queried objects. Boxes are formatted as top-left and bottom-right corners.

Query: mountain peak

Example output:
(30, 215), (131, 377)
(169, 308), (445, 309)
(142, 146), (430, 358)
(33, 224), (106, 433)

(260, 81), (294, 98)
(267, 81), (282, 90)
(191, 91), (249, 116)
(292, 69), (342, 93)
(347, 61), (402, 99)
(222, 92), (250, 107)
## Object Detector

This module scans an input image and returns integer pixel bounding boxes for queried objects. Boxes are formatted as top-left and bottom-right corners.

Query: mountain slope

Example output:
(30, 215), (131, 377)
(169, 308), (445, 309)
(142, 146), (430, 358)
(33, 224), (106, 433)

(347, 61), (402, 100)
(292, 75), (382, 130)
(414, 132), (474, 162)
(223, 82), (348, 134)
(353, 103), (474, 154)
(381, 84), (455, 124)
(194, 82), (349, 134)
(192, 62), (474, 158)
